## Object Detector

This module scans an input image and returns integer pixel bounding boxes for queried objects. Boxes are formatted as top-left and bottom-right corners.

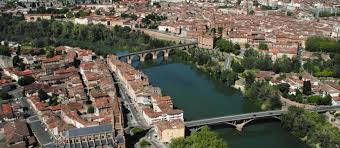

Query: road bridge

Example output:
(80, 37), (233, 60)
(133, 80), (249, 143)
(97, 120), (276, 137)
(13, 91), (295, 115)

(185, 105), (340, 131)
(117, 42), (197, 64)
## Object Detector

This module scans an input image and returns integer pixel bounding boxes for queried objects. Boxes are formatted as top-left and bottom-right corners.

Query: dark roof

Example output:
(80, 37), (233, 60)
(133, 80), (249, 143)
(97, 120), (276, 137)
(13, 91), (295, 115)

(64, 124), (113, 138)
(115, 134), (125, 144)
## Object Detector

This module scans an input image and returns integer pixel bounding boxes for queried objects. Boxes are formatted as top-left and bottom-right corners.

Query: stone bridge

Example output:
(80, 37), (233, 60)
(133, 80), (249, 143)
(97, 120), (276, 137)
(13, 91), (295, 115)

(185, 105), (340, 132)
(117, 42), (197, 64)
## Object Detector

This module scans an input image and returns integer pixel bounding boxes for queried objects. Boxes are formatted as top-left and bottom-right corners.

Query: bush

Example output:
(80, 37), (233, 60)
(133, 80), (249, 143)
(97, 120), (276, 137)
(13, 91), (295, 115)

(18, 76), (35, 86)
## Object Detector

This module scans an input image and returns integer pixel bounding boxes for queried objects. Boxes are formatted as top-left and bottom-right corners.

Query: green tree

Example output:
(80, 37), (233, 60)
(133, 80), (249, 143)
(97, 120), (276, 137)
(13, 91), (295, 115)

(220, 70), (238, 86)
(244, 71), (255, 88)
(0, 90), (12, 100)
(258, 43), (268, 50)
(334, 54), (340, 78)
(231, 61), (244, 73)
(38, 89), (49, 101)
(18, 76), (35, 86)
(0, 45), (11, 56)
(277, 83), (290, 94)
(170, 126), (228, 148)
(216, 39), (234, 53)
(303, 81), (312, 95)
(88, 106), (95, 113)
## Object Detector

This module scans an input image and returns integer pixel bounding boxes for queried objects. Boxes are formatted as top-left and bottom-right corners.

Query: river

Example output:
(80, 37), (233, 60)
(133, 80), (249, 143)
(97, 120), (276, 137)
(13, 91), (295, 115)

(133, 58), (308, 148)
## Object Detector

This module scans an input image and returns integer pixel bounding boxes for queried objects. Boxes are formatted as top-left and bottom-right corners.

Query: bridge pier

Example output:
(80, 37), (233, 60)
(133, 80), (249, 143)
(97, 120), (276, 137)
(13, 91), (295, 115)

(164, 49), (170, 58)
(225, 119), (255, 132)
(127, 56), (132, 64)
(152, 52), (157, 60)
(140, 53), (146, 62)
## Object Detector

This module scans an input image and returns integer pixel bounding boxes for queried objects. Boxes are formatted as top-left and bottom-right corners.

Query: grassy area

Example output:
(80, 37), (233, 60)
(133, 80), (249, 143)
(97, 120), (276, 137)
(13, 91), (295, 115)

(131, 127), (144, 135)
(140, 139), (151, 148)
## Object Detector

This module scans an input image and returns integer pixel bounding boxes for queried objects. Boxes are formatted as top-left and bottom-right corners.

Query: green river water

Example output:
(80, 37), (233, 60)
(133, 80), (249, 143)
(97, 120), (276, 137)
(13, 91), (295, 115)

(134, 58), (308, 148)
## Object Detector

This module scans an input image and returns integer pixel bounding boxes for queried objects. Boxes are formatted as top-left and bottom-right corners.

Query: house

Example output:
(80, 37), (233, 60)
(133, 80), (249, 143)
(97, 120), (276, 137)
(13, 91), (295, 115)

(4, 120), (31, 147)
(154, 120), (185, 143)
(1, 103), (14, 121)
(332, 97), (340, 106)
(198, 35), (214, 49)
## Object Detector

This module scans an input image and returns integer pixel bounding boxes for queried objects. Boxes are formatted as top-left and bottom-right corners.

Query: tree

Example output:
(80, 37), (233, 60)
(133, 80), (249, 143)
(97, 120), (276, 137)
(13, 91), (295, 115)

(233, 43), (241, 55)
(303, 81), (312, 95)
(245, 43), (250, 49)
(18, 76), (35, 86)
(0, 90), (12, 100)
(277, 83), (290, 94)
(38, 89), (49, 101)
(244, 71), (255, 88)
(231, 61), (244, 73)
(258, 43), (268, 50)
(216, 39), (234, 53)
(0, 45), (11, 56)
(170, 126), (228, 148)
(88, 106), (95, 113)
(220, 70), (238, 86)
(334, 54), (340, 78)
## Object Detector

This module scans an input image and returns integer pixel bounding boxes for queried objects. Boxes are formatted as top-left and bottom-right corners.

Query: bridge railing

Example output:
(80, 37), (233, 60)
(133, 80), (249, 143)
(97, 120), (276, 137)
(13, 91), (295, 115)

(117, 42), (198, 58)
(185, 105), (340, 127)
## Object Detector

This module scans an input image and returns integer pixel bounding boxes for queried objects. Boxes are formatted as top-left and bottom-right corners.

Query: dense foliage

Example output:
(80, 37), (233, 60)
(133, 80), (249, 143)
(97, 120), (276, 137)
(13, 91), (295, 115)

(245, 81), (282, 110)
(281, 107), (340, 148)
(305, 37), (340, 53)
(170, 126), (228, 148)
(0, 45), (11, 56)
(18, 76), (35, 86)
(0, 14), (173, 56)
(216, 39), (240, 55)
(303, 54), (339, 78)
(174, 49), (239, 86)
(241, 48), (300, 73)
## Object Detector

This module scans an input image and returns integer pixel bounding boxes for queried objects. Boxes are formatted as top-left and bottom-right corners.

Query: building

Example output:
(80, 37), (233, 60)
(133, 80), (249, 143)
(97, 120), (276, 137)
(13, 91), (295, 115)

(62, 124), (125, 148)
(4, 120), (34, 147)
(1, 103), (14, 121)
(154, 120), (185, 143)
(198, 35), (214, 49)
(24, 14), (53, 22)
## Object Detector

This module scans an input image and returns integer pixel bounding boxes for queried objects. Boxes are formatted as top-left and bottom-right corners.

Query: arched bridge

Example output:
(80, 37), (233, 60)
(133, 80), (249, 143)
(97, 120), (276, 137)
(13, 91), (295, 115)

(117, 42), (197, 64)
(185, 105), (340, 131)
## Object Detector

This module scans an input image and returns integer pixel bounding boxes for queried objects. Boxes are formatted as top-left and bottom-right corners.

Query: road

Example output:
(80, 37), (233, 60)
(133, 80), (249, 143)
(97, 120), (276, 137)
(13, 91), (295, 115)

(113, 75), (149, 129)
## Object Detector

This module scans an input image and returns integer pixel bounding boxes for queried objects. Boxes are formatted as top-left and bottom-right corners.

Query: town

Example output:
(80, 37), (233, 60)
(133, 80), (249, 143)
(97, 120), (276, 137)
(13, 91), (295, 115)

(0, 0), (339, 148)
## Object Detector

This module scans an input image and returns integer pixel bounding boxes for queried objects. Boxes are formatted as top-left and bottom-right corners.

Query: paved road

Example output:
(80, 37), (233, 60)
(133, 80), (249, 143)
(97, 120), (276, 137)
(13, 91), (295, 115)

(28, 119), (56, 147)
(112, 74), (149, 129)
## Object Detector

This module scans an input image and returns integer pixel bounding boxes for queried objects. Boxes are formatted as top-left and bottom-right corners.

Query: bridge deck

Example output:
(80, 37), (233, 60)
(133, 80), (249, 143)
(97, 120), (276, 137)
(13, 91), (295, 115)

(185, 106), (340, 127)
(117, 42), (197, 58)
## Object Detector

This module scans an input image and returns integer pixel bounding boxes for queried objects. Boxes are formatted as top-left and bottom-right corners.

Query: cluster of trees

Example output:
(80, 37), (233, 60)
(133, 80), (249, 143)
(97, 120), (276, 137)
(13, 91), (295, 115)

(234, 48), (300, 73)
(175, 48), (239, 86)
(121, 13), (137, 21)
(281, 107), (340, 148)
(0, 45), (11, 56)
(38, 89), (59, 106)
(276, 82), (332, 105)
(0, 14), (173, 56)
(244, 81), (282, 110)
(170, 126), (228, 148)
(215, 39), (240, 55)
(303, 55), (339, 78)
(18, 76), (35, 86)
(0, 90), (12, 101)
(305, 37), (340, 53)
(318, 11), (340, 17)
(139, 13), (167, 29)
